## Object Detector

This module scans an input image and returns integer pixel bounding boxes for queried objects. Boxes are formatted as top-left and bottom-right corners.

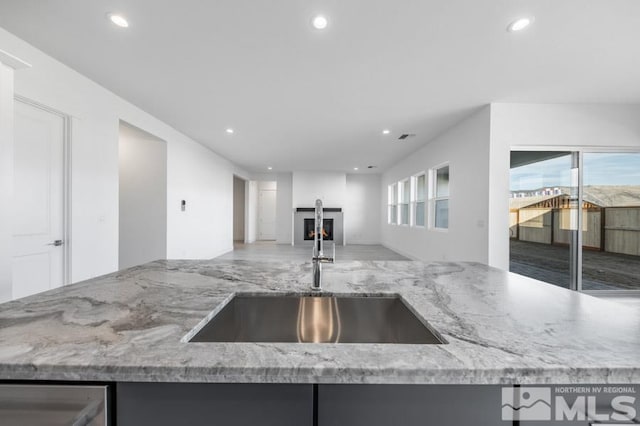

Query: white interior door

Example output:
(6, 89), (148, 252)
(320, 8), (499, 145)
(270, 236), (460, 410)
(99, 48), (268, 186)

(12, 100), (65, 300)
(258, 189), (276, 240)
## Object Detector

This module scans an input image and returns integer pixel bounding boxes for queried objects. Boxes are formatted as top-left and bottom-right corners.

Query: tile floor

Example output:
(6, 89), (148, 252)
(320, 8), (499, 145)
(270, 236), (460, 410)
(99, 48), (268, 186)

(217, 241), (409, 262)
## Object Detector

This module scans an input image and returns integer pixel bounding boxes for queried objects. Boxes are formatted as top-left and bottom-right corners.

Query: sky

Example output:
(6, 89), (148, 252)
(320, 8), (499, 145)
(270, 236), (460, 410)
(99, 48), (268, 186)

(510, 153), (640, 191)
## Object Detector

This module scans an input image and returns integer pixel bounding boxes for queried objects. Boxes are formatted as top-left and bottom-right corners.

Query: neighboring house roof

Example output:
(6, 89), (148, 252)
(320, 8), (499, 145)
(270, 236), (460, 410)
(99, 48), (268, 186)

(509, 186), (640, 210)
(509, 195), (559, 210)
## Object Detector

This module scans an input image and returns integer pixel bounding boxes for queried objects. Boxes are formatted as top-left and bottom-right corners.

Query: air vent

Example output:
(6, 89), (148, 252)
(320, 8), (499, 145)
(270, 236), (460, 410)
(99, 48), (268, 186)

(398, 134), (416, 140)
(367, 165), (377, 169)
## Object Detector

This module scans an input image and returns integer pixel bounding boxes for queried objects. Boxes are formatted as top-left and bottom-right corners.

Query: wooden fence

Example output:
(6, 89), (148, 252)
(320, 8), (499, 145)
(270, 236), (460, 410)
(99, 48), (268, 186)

(510, 206), (640, 257)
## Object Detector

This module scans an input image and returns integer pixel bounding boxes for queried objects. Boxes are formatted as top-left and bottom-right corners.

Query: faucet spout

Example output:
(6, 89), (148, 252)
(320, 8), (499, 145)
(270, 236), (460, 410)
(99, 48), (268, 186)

(311, 199), (334, 291)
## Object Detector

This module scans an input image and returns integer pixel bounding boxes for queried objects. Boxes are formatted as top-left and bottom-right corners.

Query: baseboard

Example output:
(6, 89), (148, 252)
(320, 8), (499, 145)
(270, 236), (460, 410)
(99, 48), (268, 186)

(380, 243), (421, 261)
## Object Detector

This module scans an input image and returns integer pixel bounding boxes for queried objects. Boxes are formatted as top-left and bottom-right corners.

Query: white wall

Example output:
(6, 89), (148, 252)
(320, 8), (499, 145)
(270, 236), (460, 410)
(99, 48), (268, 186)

(0, 27), (247, 282)
(488, 103), (640, 269)
(275, 172), (293, 244)
(0, 61), (15, 302)
(345, 174), (381, 244)
(381, 106), (491, 262)
(258, 181), (277, 191)
(292, 172), (347, 208)
(233, 176), (246, 242)
(246, 181), (258, 243)
(118, 122), (167, 269)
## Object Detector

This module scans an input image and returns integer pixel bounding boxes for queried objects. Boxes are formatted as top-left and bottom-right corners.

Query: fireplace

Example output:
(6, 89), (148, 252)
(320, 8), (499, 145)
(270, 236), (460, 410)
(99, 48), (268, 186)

(304, 218), (334, 241)
(293, 207), (343, 246)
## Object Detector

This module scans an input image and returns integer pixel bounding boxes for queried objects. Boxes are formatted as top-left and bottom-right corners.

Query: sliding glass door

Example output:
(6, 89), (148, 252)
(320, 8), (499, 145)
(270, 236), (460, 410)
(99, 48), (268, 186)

(510, 150), (640, 293)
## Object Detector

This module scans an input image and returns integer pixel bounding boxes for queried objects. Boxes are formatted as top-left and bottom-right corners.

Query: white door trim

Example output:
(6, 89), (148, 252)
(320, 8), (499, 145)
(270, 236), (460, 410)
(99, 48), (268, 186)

(14, 95), (72, 286)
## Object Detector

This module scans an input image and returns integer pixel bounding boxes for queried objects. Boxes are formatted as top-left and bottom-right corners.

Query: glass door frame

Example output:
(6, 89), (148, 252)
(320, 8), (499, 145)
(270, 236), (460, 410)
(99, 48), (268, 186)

(511, 146), (640, 295)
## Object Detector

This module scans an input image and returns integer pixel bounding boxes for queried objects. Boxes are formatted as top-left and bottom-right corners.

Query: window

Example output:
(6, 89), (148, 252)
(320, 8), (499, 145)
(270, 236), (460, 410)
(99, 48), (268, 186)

(388, 183), (398, 224)
(399, 179), (410, 225)
(411, 173), (426, 227)
(430, 164), (449, 229)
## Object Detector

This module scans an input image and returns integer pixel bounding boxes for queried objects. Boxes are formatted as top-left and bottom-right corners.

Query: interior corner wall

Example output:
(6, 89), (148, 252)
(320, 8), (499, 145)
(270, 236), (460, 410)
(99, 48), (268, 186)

(381, 106), (491, 262)
(1, 26), (246, 282)
(246, 181), (258, 244)
(0, 62), (15, 302)
(346, 174), (381, 244)
(488, 103), (640, 270)
(118, 122), (167, 269)
(275, 172), (293, 244)
(233, 176), (246, 242)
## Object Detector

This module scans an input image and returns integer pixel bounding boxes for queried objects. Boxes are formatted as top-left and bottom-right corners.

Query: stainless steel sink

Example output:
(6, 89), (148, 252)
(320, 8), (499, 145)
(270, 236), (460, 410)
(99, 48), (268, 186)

(188, 294), (445, 344)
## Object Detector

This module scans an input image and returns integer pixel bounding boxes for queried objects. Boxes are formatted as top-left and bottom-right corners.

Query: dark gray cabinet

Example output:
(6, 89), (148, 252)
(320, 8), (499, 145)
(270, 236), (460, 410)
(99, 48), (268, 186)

(117, 383), (313, 426)
(318, 384), (502, 426)
(117, 382), (633, 426)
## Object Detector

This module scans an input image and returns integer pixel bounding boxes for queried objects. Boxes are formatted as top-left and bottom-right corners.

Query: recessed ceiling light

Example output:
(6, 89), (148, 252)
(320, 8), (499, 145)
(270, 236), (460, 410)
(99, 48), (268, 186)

(507, 17), (533, 32)
(107, 13), (129, 28)
(268, 166), (273, 170)
(382, 129), (391, 135)
(353, 167), (359, 171)
(312, 15), (328, 30)
(225, 128), (234, 134)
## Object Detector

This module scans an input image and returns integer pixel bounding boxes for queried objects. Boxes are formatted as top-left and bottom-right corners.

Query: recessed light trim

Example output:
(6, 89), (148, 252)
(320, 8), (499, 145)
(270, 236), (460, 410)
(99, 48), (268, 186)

(225, 128), (234, 134)
(107, 13), (129, 28)
(507, 17), (533, 32)
(382, 129), (391, 135)
(353, 167), (359, 171)
(268, 166), (273, 170)
(312, 15), (328, 30)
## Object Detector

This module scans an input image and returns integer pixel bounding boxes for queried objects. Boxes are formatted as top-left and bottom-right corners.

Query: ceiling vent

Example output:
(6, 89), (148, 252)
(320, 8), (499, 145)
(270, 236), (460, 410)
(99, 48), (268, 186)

(367, 165), (377, 169)
(398, 133), (416, 140)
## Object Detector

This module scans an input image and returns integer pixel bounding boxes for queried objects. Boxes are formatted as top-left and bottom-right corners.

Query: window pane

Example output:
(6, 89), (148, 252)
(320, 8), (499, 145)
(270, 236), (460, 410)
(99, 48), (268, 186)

(582, 152), (640, 291)
(403, 181), (410, 203)
(417, 175), (426, 201)
(435, 199), (449, 229)
(509, 151), (573, 289)
(393, 184), (398, 203)
(436, 166), (449, 198)
(391, 206), (397, 224)
(416, 202), (425, 226)
(400, 204), (409, 225)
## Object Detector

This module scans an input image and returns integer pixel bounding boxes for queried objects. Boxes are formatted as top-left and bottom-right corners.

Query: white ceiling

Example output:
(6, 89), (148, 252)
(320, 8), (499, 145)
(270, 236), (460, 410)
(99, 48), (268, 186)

(1, 0), (639, 173)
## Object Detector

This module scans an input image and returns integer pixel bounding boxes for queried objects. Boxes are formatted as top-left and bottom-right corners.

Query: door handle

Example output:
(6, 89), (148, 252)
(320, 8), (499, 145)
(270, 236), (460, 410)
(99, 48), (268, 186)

(47, 240), (64, 247)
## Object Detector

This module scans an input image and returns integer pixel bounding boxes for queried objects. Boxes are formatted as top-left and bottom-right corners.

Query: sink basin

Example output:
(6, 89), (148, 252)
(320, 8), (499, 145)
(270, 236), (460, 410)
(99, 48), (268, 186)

(188, 294), (445, 344)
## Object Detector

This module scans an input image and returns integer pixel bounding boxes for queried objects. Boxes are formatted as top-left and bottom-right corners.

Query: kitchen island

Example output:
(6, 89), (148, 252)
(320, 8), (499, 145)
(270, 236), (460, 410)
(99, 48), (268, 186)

(1, 260), (639, 425)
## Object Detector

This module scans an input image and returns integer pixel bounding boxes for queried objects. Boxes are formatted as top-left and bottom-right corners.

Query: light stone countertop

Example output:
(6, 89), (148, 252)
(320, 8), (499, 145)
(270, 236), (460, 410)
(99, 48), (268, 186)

(0, 259), (639, 385)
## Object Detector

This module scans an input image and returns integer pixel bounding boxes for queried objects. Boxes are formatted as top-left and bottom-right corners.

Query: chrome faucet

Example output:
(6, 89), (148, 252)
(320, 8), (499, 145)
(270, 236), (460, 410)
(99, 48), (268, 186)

(311, 199), (334, 291)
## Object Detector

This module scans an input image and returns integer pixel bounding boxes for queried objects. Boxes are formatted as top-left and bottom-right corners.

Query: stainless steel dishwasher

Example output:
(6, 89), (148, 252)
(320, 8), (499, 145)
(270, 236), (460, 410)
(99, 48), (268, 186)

(0, 384), (110, 425)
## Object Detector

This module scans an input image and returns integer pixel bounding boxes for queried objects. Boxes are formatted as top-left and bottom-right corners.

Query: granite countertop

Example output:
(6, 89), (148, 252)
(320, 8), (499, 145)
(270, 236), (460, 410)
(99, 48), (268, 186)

(0, 259), (639, 385)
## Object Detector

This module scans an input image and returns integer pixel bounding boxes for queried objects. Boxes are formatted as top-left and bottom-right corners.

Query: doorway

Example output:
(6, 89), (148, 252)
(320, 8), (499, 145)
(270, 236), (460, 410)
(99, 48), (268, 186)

(233, 175), (246, 244)
(258, 182), (276, 241)
(12, 97), (69, 300)
(118, 122), (167, 270)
